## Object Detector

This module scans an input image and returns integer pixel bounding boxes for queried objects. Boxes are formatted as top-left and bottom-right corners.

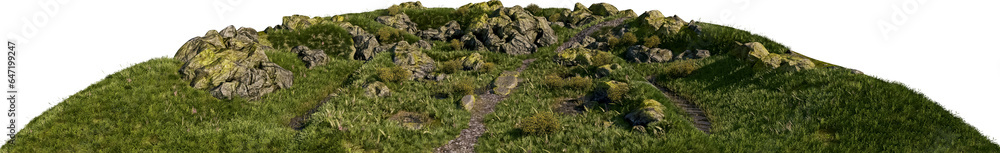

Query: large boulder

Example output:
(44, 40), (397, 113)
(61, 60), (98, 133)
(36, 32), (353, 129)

(364, 81), (392, 97)
(675, 49), (711, 60)
(493, 71), (521, 96)
(625, 99), (666, 125)
(573, 3), (590, 12)
(281, 15), (331, 31)
(292, 45), (328, 69)
(376, 13), (420, 34)
(732, 42), (772, 62)
(174, 25), (294, 100)
(625, 45), (673, 63)
(588, 3), (619, 16)
(461, 33), (486, 51)
(337, 22), (382, 60)
(458, 0), (504, 12)
(635, 10), (688, 35)
(397, 1), (425, 9)
(391, 41), (436, 79)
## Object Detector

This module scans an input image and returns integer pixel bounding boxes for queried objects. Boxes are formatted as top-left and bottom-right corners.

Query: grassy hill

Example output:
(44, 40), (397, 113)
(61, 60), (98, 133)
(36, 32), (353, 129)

(3, 1), (997, 152)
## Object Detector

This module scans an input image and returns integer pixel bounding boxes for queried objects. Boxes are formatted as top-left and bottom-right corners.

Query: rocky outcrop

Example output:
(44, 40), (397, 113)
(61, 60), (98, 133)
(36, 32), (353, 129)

(337, 22), (382, 61)
(675, 49), (711, 60)
(636, 10), (688, 35)
(416, 40), (433, 50)
(377, 13), (420, 34)
(461, 4), (558, 55)
(625, 45), (673, 63)
(391, 41), (436, 80)
(732, 42), (815, 72)
(281, 15), (333, 31)
(174, 25), (294, 100)
(364, 81), (391, 97)
(625, 99), (665, 126)
(418, 20), (463, 41)
(397, 1), (425, 9)
(292, 46), (328, 69)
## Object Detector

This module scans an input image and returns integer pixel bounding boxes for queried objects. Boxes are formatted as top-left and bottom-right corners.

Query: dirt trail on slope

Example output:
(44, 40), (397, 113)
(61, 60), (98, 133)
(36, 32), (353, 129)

(435, 59), (536, 153)
(646, 76), (712, 134)
(556, 18), (628, 53)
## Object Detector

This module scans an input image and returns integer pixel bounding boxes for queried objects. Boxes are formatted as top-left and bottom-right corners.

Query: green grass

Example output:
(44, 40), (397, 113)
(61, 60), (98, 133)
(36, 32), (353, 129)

(4, 3), (997, 152)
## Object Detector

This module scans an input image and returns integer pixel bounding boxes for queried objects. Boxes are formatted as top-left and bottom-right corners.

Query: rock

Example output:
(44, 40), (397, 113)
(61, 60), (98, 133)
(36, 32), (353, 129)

(675, 49), (711, 60)
(555, 48), (604, 66)
(596, 63), (621, 78)
(434, 73), (448, 81)
(458, 0), (504, 12)
(778, 56), (816, 72)
(376, 13), (420, 34)
(625, 99), (665, 125)
(364, 81), (392, 97)
(732, 42), (771, 62)
(337, 22), (383, 60)
(441, 20), (463, 39)
(573, 3), (590, 12)
(459, 53), (485, 70)
(586, 42), (610, 51)
(388, 111), (431, 130)
(461, 33), (486, 51)
(619, 9), (638, 18)
(391, 41), (436, 79)
(292, 46), (328, 69)
(625, 45), (672, 63)
(493, 71), (520, 96)
(397, 1), (425, 9)
(552, 22), (566, 28)
(588, 3), (619, 16)
(175, 26), (293, 100)
(636, 11), (687, 35)
(687, 20), (703, 35)
(465, 5), (558, 55)
(460, 95), (476, 111)
(416, 40), (433, 50)
(595, 80), (629, 102)
(281, 15), (332, 31)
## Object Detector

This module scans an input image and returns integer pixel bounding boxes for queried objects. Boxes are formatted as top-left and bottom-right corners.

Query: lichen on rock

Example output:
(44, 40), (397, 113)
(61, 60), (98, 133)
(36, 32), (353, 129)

(174, 25), (294, 100)
(391, 41), (436, 80)
(626, 99), (666, 126)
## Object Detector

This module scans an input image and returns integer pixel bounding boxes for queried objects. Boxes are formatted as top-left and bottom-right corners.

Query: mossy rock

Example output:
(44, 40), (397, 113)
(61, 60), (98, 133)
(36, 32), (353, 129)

(493, 71), (520, 96)
(175, 25), (293, 100)
(397, 1), (425, 9)
(625, 99), (666, 125)
(596, 63), (621, 78)
(588, 3), (619, 16)
(459, 52), (485, 70)
(364, 81), (391, 97)
(459, 0), (504, 12)
(596, 80), (629, 102)
(555, 48), (610, 66)
(461, 95), (476, 111)
(391, 41), (436, 79)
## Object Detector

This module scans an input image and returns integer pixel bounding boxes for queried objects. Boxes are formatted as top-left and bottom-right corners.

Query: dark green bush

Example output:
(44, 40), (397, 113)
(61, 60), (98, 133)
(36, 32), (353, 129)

(519, 112), (561, 135)
(525, 4), (542, 14)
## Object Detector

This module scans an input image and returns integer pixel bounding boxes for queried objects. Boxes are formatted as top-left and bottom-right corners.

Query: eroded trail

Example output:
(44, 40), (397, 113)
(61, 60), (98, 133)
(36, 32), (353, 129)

(556, 17), (628, 53)
(435, 59), (536, 153)
(646, 76), (712, 134)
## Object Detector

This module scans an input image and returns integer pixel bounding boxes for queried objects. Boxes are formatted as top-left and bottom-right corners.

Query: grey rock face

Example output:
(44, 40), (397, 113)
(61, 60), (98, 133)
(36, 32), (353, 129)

(292, 45), (328, 69)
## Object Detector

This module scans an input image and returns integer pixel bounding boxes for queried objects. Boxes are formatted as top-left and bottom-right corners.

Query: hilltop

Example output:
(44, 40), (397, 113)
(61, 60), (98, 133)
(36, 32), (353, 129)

(3, 1), (997, 152)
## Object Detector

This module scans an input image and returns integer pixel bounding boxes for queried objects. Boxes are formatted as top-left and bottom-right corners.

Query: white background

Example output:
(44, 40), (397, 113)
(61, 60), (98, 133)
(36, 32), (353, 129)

(1, 0), (997, 146)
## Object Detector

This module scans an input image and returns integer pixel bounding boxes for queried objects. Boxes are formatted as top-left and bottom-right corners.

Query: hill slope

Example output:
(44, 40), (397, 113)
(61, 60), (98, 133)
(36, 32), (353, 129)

(4, 1), (997, 152)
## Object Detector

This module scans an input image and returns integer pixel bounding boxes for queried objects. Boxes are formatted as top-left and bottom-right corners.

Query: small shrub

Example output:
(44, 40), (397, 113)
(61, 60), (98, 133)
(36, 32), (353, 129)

(548, 13), (562, 23)
(519, 112), (561, 135)
(644, 35), (661, 48)
(455, 6), (470, 16)
(439, 60), (462, 74)
(622, 32), (638, 46)
(592, 51), (614, 66)
(377, 66), (411, 82)
(525, 4), (542, 14)
(387, 5), (403, 15)
(479, 62), (496, 73)
(607, 37), (620, 47)
(565, 76), (593, 90)
(543, 74), (564, 88)
(449, 39), (463, 51)
(452, 78), (475, 95)
(377, 26), (404, 43)
(664, 60), (698, 78)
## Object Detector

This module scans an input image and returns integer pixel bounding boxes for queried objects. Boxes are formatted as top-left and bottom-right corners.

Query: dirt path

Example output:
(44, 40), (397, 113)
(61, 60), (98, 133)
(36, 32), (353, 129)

(556, 17), (628, 53)
(435, 59), (536, 153)
(645, 76), (712, 134)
